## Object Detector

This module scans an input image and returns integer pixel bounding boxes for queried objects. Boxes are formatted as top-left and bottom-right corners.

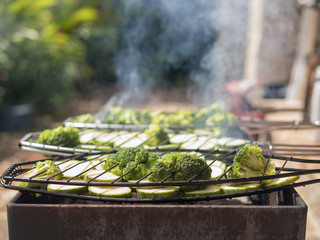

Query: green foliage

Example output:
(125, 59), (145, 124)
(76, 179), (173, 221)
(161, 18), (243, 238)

(226, 144), (276, 185)
(37, 125), (80, 147)
(0, 0), (121, 113)
(18, 160), (62, 189)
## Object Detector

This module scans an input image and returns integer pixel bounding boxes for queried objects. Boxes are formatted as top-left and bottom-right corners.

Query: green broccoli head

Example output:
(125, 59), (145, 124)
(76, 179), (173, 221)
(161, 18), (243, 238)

(118, 109), (140, 125)
(227, 144), (276, 183)
(166, 110), (195, 126)
(150, 110), (168, 125)
(138, 108), (153, 125)
(148, 152), (211, 191)
(144, 124), (170, 146)
(19, 160), (62, 189)
(72, 113), (95, 123)
(37, 126), (80, 147)
(102, 148), (159, 180)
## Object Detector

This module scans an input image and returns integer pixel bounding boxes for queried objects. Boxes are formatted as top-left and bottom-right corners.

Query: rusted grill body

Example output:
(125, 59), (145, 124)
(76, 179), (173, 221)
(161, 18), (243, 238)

(7, 189), (307, 240)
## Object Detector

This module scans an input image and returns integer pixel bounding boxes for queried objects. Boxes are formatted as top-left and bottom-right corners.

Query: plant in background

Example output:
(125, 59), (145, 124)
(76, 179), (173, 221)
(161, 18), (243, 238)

(0, 0), (121, 115)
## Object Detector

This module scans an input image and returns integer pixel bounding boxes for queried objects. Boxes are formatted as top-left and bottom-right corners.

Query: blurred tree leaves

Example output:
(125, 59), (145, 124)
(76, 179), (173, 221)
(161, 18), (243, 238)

(0, 0), (121, 114)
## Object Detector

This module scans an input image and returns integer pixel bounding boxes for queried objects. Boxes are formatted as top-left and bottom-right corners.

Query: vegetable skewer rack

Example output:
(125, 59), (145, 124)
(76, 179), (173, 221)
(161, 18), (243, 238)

(19, 128), (250, 155)
(2, 147), (320, 203)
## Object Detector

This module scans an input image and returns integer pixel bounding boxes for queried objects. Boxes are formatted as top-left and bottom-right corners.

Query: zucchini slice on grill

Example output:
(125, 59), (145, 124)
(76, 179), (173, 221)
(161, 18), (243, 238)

(221, 183), (260, 194)
(47, 184), (88, 194)
(136, 186), (180, 199)
(84, 169), (120, 182)
(88, 186), (131, 198)
(184, 185), (221, 197)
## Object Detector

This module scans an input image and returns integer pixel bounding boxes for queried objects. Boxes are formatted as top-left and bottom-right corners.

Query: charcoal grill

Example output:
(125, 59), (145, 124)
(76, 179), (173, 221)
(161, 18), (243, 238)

(6, 189), (307, 240)
(1, 147), (314, 240)
(3, 120), (320, 240)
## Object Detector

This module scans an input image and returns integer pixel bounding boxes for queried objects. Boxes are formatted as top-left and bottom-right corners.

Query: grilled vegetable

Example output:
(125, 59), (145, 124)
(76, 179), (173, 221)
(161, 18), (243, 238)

(88, 186), (132, 198)
(144, 124), (170, 146)
(71, 113), (95, 123)
(84, 169), (120, 182)
(226, 144), (276, 185)
(102, 147), (159, 181)
(184, 185), (221, 197)
(47, 183), (88, 194)
(221, 183), (260, 194)
(207, 160), (226, 179)
(136, 186), (180, 199)
(62, 161), (94, 179)
(263, 175), (300, 189)
(19, 160), (62, 189)
(148, 152), (211, 191)
(37, 125), (80, 147)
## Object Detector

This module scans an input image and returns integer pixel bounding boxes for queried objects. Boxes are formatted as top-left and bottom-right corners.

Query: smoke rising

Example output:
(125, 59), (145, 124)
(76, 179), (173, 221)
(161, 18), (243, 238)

(110, 0), (248, 109)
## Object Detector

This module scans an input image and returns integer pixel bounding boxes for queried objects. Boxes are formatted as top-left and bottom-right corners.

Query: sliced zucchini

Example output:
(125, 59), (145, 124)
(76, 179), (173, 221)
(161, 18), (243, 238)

(136, 186), (180, 199)
(89, 160), (104, 170)
(184, 185), (221, 197)
(85, 169), (120, 182)
(55, 160), (80, 172)
(217, 137), (247, 150)
(221, 183), (260, 194)
(199, 138), (218, 150)
(62, 161), (94, 179)
(120, 138), (145, 148)
(206, 160), (226, 179)
(47, 183), (88, 194)
(263, 175), (300, 189)
(169, 133), (196, 144)
(128, 180), (152, 191)
(88, 186), (131, 198)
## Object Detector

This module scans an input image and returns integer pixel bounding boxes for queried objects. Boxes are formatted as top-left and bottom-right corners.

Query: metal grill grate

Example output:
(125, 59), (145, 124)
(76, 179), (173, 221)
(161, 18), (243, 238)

(2, 146), (320, 203)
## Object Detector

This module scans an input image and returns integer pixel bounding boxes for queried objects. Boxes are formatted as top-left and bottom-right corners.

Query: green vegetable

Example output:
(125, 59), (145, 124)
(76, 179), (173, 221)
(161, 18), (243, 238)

(84, 169), (120, 182)
(221, 183), (260, 194)
(37, 125), (80, 147)
(103, 147), (159, 181)
(263, 175), (300, 189)
(47, 183), (88, 194)
(207, 160), (226, 179)
(88, 186), (132, 198)
(148, 152), (211, 191)
(144, 124), (170, 146)
(19, 160), (62, 189)
(166, 109), (194, 126)
(184, 185), (221, 197)
(136, 186), (180, 199)
(62, 161), (94, 179)
(71, 113), (95, 123)
(226, 144), (276, 185)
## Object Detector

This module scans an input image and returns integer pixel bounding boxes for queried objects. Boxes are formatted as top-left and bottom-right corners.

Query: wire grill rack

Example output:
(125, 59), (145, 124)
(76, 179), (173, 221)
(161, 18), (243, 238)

(2, 146), (320, 203)
(19, 127), (251, 155)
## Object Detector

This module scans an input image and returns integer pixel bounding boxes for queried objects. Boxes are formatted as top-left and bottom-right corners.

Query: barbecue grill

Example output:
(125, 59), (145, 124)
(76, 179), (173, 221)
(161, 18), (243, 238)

(2, 119), (320, 240)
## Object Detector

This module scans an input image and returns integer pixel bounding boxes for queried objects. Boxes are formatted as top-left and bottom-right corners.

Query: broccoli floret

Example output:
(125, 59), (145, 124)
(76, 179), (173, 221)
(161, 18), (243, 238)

(226, 144), (276, 184)
(19, 160), (62, 189)
(166, 110), (195, 126)
(144, 124), (170, 146)
(37, 126), (80, 147)
(148, 152), (211, 191)
(72, 113), (95, 123)
(103, 106), (123, 124)
(150, 110), (168, 125)
(118, 109), (140, 125)
(103, 148), (159, 180)
(138, 108), (153, 125)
